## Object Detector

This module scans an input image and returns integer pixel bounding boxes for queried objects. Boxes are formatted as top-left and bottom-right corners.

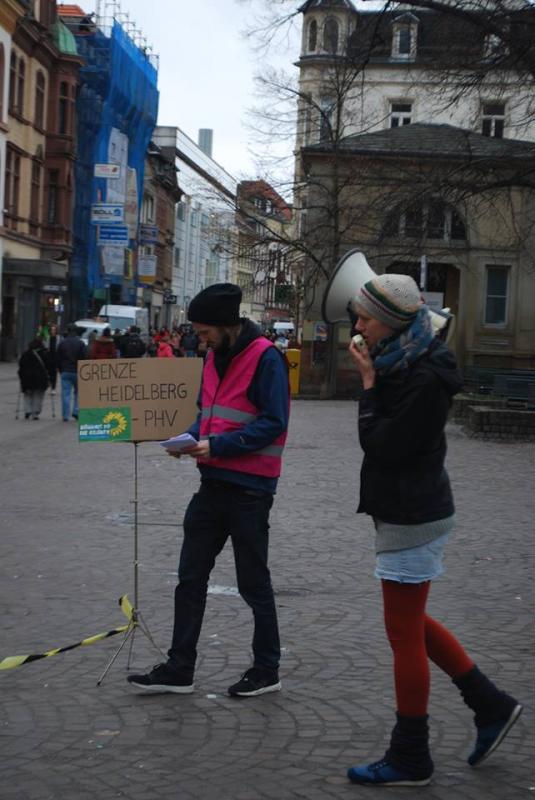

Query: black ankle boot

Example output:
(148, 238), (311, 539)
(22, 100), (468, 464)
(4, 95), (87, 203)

(453, 665), (518, 727)
(453, 665), (523, 766)
(384, 713), (434, 780)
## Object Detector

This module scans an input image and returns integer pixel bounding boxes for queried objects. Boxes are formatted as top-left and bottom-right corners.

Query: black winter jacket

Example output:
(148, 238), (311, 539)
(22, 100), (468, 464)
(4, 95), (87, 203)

(56, 334), (87, 373)
(357, 339), (463, 525)
(18, 346), (51, 392)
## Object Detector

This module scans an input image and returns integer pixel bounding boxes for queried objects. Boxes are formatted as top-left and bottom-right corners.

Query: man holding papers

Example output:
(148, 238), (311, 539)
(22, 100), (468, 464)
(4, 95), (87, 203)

(128, 283), (290, 697)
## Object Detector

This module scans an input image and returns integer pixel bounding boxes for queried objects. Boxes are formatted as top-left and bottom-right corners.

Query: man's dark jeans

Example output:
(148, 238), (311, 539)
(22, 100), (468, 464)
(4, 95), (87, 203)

(168, 480), (280, 677)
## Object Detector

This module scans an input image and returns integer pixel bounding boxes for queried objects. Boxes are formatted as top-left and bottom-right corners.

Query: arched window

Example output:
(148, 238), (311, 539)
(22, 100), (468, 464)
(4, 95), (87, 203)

(391, 15), (419, 60)
(383, 200), (466, 242)
(9, 52), (17, 114)
(16, 57), (25, 115)
(4, 145), (21, 229)
(0, 45), (5, 121)
(58, 81), (69, 134)
(308, 19), (317, 52)
(30, 158), (42, 235)
(35, 70), (45, 129)
(323, 17), (339, 54)
(47, 169), (60, 225)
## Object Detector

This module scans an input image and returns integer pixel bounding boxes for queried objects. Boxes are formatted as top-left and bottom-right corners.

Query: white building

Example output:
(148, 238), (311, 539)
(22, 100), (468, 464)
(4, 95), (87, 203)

(153, 126), (238, 325)
(293, 0), (535, 390)
(296, 0), (535, 151)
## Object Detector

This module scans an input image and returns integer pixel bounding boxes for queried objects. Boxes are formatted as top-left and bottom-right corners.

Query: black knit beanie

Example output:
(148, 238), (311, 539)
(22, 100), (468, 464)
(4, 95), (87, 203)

(187, 283), (242, 326)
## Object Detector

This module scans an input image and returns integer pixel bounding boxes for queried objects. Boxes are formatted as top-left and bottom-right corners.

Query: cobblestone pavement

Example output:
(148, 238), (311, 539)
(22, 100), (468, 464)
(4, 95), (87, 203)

(0, 362), (533, 800)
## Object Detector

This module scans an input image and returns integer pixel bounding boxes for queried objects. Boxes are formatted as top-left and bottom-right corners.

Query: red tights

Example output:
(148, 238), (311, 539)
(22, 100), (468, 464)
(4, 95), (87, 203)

(382, 580), (474, 716)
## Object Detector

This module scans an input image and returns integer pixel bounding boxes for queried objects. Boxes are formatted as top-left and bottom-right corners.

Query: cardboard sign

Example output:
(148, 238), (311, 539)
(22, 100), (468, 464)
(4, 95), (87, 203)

(77, 358), (203, 443)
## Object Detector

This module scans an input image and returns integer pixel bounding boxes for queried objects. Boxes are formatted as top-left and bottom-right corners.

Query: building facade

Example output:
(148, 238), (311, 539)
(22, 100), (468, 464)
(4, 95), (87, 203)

(58, 4), (158, 321)
(153, 126), (238, 326)
(1, 0), (82, 360)
(0, 0), (25, 352)
(140, 141), (182, 330)
(294, 0), (535, 393)
(237, 180), (294, 328)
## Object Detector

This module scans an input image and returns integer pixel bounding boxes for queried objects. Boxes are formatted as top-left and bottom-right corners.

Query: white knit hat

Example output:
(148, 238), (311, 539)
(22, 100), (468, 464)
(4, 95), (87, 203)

(353, 274), (422, 330)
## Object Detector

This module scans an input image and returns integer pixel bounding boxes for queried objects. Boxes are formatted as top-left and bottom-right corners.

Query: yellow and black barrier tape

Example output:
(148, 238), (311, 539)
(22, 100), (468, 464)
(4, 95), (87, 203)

(0, 595), (135, 671)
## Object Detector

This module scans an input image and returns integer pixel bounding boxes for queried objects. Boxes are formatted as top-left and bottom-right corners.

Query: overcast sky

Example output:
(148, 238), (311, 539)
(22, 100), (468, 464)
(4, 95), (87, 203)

(82, 0), (301, 181)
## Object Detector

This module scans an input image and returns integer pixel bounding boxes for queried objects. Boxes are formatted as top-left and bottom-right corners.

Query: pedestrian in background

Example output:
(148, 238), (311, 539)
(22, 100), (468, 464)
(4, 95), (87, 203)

(47, 324), (60, 393)
(170, 328), (183, 357)
(157, 332), (174, 358)
(56, 324), (87, 422)
(346, 274), (522, 786)
(120, 325), (146, 358)
(112, 327), (122, 357)
(18, 337), (51, 420)
(128, 283), (290, 698)
(89, 327), (116, 359)
(181, 327), (199, 357)
(87, 329), (98, 352)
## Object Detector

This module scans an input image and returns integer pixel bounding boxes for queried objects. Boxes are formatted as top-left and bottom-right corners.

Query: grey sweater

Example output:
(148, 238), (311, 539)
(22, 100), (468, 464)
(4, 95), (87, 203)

(375, 515), (456, 554)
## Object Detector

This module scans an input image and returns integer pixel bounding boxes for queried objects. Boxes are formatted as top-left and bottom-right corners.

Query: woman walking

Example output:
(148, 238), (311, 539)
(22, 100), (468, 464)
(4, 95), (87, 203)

(89, 327), (116, 359)
(347, 274), (522, 786)
(18, 337), (51, 420)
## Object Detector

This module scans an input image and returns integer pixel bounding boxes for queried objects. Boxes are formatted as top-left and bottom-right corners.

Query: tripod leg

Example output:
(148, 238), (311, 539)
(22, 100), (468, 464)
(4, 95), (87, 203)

(136, 610), (165, 657)
(125, 622), (137, 671)
(96, 622), (136, 686)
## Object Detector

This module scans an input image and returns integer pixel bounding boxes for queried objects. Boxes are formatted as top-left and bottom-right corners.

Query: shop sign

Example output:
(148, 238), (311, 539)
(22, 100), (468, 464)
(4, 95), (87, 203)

(94, 163), (121, 179)
(139, 224), (158, 244)
(91, 204), (124, 224)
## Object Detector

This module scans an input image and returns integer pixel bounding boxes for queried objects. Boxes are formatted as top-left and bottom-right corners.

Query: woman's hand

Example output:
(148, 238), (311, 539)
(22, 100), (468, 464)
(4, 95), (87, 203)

(348, 338), (376, 390)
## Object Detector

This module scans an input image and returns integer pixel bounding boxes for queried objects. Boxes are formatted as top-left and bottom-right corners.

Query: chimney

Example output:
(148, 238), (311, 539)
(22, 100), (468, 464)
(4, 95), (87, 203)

(198, 129), (213, 158)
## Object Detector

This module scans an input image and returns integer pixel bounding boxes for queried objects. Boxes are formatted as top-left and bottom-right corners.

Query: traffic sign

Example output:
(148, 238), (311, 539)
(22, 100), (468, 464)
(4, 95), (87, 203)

(98, 225), (129, 246)
(163, 293), (178, 304)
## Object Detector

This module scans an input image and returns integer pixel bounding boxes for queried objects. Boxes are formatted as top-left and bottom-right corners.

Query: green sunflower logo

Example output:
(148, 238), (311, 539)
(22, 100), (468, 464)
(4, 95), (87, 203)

(103, 411), (128, 437)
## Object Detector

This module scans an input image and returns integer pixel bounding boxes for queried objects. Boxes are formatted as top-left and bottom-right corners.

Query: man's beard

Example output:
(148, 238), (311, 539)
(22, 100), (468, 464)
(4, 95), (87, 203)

(213, 332), (231, 353)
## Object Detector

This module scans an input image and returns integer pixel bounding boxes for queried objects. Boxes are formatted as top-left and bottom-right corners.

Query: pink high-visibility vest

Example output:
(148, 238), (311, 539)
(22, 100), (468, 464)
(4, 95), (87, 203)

(198, 337), (288, 477)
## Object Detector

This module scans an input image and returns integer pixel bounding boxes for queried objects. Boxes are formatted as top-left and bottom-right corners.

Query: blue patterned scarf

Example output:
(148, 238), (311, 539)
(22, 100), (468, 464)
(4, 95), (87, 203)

(372, 306), (434, 376)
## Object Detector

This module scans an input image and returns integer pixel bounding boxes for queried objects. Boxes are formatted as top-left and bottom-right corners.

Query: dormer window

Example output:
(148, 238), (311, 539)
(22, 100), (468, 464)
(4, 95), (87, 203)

(391, 14), (418, 60)
(323, 17), (339, 54)
(398, 25), (411, 55)
(308, 19), (318, 52)
(483, 33), (505, 62)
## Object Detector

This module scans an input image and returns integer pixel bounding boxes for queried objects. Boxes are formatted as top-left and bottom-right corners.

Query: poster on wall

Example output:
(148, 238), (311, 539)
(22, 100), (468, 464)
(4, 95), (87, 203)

(106, 128), (128, 205)
(77, 358), (203, 443)
(101, 246), (125, 276)
(139, 254), (157, 283)
(124, 168), (139, 240)
(313, 322), (328, 342)
(421, 291), (445, 312)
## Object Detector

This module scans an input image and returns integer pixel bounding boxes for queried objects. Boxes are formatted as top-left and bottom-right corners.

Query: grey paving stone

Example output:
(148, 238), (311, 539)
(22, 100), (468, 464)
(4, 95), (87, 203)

(0, 362), (533, 800)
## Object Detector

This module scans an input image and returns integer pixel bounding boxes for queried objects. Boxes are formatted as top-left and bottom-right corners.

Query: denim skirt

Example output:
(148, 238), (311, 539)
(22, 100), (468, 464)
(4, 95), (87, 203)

(375, 531), (451, 583)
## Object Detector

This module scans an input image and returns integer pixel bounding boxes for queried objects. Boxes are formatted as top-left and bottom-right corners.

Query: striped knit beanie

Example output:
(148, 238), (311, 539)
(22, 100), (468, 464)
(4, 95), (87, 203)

(354, 274), (422, 330)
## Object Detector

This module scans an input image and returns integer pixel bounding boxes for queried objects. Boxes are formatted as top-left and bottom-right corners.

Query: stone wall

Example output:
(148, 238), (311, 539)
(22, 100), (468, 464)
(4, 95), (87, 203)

(463, 404), (535, 441)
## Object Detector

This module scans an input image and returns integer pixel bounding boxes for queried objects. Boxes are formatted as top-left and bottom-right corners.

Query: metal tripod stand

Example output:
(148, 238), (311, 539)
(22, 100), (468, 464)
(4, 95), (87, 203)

(97, 441), (164, 685)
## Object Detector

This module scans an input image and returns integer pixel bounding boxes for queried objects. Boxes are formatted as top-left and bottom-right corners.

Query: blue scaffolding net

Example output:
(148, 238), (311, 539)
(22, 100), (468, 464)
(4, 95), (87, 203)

(71, 21), (159, 318)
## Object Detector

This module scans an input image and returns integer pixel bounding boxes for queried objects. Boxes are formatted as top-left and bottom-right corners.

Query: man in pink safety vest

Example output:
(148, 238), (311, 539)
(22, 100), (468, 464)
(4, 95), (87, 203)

(128, 284), (290, 698)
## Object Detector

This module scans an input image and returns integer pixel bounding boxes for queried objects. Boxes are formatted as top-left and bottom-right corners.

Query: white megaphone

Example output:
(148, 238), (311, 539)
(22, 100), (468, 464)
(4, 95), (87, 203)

(321, 248), (455, 343)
